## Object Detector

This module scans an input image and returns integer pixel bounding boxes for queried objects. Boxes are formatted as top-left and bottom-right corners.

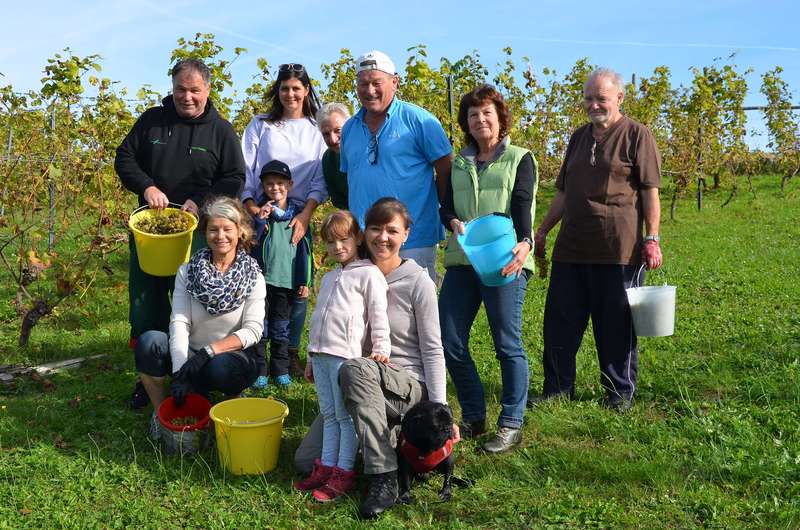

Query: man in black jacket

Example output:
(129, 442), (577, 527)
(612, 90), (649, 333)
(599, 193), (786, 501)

(115, 58), (245, 408)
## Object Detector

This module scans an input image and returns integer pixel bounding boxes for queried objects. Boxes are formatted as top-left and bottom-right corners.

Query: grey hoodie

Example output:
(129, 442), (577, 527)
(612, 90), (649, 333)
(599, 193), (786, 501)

(384, 259), (447, 404)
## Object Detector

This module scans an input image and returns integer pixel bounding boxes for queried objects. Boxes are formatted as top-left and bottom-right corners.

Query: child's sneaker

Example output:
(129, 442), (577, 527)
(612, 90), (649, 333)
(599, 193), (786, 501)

(294, 458), (333, 491)
(251, 375), (269, 389)
(148, 411), (161, 441)
(274, 374), (292, 387)
(312, 466), (356, 502)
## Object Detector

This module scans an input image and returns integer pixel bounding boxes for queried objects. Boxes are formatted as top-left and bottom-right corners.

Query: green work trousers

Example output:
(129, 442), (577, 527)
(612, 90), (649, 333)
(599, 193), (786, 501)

(127, 232), (207, 339)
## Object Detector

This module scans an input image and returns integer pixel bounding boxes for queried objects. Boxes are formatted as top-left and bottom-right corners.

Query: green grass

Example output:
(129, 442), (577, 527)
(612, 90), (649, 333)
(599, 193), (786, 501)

(1, 176), (799, 528)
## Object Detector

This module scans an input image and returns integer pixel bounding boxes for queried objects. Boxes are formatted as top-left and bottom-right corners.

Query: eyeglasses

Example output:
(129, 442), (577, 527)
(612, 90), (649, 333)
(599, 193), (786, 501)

(279, 63), (305, 73)
(590, 140), (597, 167)
(368, 135), (379, 165)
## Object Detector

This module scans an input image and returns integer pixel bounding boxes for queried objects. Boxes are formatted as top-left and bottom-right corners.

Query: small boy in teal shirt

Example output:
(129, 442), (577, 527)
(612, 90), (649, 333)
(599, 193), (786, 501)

(251, 160), (313, 387)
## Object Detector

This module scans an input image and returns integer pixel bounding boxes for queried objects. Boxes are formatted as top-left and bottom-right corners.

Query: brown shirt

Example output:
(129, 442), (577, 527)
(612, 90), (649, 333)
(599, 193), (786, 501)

(554, 115), (660, 265)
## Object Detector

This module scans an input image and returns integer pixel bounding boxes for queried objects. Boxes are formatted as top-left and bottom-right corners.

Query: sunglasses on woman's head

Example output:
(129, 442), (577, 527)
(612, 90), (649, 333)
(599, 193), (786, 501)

(279, 63), (305, 73)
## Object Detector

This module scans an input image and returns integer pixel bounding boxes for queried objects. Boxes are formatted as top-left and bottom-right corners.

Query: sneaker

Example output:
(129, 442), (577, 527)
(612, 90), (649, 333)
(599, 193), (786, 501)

(251, 376), (269, 390)
(359, 470), (398, 519)
(294, 458), (333, 491)
(274, 374), (292, 387)
(527, 391), (572, 408)
(481, 427), (522, 454)
(312, 466), (356, 502)
(604, 395), (633, 412)
(129, 380), (149, 410)
(148, 411), (161, 441)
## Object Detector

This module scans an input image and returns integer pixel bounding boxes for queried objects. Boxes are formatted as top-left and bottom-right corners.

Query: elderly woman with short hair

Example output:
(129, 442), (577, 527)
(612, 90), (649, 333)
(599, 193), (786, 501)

(439, 84), (538, 454)
(316, 102), (351, 209)
(134, 196), (266, 437)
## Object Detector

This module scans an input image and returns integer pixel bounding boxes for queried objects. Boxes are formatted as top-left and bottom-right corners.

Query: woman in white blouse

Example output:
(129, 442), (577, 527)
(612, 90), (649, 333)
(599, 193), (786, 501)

(240, 63), (328, 378)
(134, 197), (266, 437)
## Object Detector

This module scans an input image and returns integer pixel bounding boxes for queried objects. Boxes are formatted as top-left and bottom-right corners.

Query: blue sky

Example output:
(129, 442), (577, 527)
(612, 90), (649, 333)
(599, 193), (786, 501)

(1, 0), (798, 148)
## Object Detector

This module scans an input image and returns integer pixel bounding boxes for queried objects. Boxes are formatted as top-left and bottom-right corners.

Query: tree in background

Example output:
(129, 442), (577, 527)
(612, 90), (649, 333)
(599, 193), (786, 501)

(761, 66), (800, 193)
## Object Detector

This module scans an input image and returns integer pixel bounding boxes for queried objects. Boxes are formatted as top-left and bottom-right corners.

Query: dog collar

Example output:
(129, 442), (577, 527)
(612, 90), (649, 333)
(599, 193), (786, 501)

(399, 434), (456, 474)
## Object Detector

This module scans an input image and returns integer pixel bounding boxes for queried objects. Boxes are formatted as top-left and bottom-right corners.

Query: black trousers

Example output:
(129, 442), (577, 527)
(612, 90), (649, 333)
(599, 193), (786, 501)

(542, 262), (643, 399)
(266, 285), (295, 377)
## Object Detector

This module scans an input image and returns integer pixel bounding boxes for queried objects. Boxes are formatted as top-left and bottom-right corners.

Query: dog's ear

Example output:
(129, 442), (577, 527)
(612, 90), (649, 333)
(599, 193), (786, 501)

(434, 405), (454, 426)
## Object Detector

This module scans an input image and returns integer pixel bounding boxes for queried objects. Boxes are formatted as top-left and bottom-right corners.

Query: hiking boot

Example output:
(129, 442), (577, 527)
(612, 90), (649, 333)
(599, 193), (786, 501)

(359, 470), (398, 519)
(481, 427), (522, 454)
(129, 380), (149, 410)
(288, 348), (305, 379)
(294, 458), (333, 491)
(458, 419), (487, 439)
(312, 466), (356, 502)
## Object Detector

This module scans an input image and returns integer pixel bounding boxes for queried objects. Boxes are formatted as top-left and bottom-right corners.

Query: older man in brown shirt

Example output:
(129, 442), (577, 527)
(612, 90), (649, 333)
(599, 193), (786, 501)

(531, 68), (663, 411)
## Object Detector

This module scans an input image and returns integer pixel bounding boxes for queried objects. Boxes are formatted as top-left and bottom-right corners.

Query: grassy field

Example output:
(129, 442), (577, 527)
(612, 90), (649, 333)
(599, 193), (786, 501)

(0, 176), (798, 528)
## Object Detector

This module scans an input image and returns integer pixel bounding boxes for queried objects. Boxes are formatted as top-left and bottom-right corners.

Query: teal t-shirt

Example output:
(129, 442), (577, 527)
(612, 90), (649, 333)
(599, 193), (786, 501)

(264, 219), (297, 289)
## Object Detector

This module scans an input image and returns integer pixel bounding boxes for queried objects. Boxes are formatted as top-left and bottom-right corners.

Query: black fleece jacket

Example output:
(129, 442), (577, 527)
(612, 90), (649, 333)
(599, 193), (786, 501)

(115, 96), (245, 207)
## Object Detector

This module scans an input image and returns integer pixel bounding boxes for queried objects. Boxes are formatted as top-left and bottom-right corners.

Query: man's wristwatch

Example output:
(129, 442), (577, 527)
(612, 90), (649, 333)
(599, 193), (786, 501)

(521, 237), (534, 250)
(202, 345), (215, 358)
(644, 235), (660, 243)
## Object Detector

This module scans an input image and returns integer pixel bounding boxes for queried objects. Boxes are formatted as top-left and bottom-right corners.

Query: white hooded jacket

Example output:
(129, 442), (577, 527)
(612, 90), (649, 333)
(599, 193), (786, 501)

(307, 259), (390, 359)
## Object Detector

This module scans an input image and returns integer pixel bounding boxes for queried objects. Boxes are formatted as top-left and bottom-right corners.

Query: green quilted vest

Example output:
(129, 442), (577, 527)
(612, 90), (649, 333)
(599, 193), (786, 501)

(443, 143), (538, 273)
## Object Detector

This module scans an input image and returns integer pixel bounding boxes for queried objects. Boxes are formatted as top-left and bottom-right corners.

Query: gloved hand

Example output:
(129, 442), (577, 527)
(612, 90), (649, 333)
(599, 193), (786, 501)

(170, 348), (212, 406)
(170, 375), (193, 407)
(642, 240), (663, 270)
(180, 348), (213, 381)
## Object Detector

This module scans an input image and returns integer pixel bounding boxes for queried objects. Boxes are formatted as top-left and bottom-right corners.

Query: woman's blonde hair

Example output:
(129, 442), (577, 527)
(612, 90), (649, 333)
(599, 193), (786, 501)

(198, 196), (255, 251)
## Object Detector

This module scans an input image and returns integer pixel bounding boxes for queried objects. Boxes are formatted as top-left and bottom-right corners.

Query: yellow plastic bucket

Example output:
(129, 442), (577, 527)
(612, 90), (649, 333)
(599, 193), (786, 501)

(128, 204), (197, 277)
(209, 397), (289, 475)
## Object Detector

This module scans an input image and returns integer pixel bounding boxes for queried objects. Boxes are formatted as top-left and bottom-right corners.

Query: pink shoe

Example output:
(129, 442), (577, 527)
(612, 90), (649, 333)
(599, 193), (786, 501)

(294, 459), (333, 491)
(312, 466), (356, 502)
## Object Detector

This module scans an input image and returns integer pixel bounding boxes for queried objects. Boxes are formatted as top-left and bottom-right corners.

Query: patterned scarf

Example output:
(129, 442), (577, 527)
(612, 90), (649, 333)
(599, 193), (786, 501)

(186, 248), (260, 315)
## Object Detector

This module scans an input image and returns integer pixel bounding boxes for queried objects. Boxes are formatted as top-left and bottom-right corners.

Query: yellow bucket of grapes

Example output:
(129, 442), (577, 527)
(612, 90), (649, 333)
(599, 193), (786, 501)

(128, 204), (198, 277)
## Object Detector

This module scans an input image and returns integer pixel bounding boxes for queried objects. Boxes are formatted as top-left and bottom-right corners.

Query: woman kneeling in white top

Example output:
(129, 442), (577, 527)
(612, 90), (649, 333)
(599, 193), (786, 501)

(134, 196), (266, 438)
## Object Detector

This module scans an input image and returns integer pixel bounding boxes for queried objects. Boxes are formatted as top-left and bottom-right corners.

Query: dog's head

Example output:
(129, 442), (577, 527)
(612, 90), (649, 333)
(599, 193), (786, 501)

(400, 401), (454, 455)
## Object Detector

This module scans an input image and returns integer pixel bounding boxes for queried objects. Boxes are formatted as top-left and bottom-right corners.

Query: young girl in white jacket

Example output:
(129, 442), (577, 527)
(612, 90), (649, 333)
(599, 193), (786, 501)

(294, 210), (391, 502)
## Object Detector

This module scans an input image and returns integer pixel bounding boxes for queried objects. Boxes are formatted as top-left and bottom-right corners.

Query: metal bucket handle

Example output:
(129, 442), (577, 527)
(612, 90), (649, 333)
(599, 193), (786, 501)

(631, 263), (669, 289)
(131, 202), (187, 216)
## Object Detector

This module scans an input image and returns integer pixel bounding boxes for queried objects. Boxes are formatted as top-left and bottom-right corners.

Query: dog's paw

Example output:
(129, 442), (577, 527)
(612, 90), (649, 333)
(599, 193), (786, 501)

(398, 492), (414, 505)
(438, 489), (452, 501)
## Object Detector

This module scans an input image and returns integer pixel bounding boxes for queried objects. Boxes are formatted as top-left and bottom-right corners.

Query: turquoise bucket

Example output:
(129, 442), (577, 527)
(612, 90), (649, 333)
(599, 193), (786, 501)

(457, 213), (516, 287)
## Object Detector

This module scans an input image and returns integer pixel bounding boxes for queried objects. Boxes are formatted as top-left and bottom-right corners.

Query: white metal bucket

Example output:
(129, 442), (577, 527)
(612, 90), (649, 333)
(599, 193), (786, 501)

(625, 265), (676, 337)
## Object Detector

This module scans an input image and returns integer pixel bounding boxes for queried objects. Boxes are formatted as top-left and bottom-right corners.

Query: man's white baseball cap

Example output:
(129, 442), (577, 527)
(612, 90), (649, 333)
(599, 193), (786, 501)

(356, 50), (396, 75)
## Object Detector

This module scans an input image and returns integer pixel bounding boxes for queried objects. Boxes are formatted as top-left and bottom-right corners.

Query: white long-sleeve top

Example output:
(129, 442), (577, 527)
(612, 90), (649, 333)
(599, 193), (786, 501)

(307, 259), (391, 359)
(168, 263), (266, 373)
(240, 116), (328, 205)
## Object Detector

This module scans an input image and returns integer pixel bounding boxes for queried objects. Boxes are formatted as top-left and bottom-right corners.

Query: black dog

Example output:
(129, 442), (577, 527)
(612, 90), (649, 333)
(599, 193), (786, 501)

(397, 401), (470, 503)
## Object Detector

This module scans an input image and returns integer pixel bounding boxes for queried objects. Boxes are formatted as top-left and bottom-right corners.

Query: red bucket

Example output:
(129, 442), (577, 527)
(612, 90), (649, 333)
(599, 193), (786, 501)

(157, 394), (212, 454)
(158, 393), (212, 432)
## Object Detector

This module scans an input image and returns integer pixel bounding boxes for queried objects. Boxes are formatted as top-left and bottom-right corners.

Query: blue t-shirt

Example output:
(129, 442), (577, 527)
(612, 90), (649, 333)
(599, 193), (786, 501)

(340, 98), (452, 249)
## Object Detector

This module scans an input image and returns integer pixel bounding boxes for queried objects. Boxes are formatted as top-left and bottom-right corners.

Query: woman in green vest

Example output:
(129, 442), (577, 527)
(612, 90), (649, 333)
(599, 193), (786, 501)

(439, 84), (538, 454)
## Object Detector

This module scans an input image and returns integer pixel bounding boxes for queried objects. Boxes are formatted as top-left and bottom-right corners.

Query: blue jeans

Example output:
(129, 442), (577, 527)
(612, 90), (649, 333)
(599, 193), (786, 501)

(264, 295), (308, 349)
(312, 353), (358, 471)
(135, 330), (259, 396)
(439, 266), (529, 429)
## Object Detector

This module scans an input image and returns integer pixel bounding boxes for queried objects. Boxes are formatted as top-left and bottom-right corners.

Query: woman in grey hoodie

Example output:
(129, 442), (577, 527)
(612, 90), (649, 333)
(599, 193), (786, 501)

(293, 198), (450, 519)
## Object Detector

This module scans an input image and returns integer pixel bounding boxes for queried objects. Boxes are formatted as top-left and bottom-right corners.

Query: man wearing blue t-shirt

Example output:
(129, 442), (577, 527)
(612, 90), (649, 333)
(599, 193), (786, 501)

(340, 50), (452, 282)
